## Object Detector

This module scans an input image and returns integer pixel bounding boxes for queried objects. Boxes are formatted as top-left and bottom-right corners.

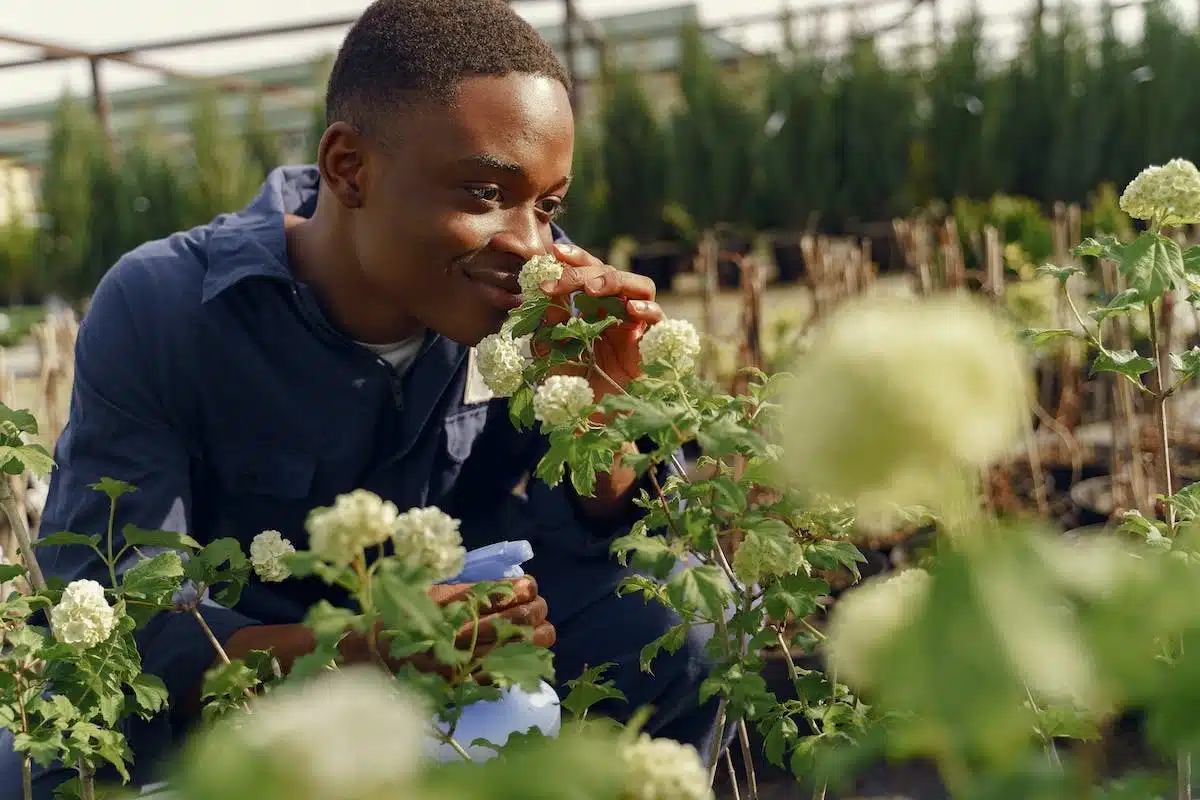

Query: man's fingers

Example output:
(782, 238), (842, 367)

(539, 264), (657, 303)
(552, 242), (605, 268)
(624, 299), (664, 326)
(462, 596), (549, 646)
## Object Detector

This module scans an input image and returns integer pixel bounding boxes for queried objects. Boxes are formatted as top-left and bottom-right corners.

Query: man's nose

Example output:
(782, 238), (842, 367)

(489, 208), (550, 261)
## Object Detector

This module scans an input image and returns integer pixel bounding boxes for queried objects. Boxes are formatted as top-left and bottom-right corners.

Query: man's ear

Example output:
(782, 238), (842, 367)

(316, 121), (367, 209)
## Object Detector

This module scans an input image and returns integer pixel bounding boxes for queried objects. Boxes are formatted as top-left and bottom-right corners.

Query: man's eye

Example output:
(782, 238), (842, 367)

(466, 186), (502, 203)
(538, 198), (565, 217)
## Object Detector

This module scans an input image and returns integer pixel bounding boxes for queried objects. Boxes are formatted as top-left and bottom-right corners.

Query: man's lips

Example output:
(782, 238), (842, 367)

(463, 266), (520, 294)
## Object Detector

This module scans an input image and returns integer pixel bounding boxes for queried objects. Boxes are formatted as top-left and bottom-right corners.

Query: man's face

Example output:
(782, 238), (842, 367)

(346, 72), (574, 345)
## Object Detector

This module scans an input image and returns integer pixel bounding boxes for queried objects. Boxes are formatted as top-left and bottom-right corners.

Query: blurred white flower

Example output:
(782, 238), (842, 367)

(533, 375), (595, 427)
(187, 666), (429, 800)
(477, 332), (528, 397)
(619, 733), (714, 800)
(392, 507), (467, 583)
(250, 530), (296, 583)
(824, 568), (930, 690)
(778, 295), (1031, 521)
(50, 579), (117, 649)
(518, 253), (565, 299)
(639, 318), (702, 374)
(1119, 158), (1200, 225)
(306, 489), (400, 565)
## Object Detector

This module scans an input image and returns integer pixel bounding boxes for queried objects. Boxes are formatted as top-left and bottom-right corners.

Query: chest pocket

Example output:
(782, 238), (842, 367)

(431, 405), (490, 501)
(208, 443), (318, 543)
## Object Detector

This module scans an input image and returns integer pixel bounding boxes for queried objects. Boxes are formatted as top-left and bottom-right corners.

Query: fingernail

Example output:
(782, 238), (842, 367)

(555, 242), (578, 255)
(540, 280), (557, 292)
(629, 300), (646, 311)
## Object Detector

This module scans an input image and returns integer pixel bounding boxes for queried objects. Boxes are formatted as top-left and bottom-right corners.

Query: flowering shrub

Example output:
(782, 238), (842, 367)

(16, 162), (1200, 798)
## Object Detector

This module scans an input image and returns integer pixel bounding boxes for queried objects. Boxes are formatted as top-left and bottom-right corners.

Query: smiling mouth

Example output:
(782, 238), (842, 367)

(464, 266), (521, 294)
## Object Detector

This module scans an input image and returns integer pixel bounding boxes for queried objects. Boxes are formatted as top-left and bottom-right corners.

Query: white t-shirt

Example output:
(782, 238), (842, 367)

(357, 333), (425, 376)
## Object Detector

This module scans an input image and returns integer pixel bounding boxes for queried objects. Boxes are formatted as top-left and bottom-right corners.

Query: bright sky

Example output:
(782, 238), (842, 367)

(0, 0), (1186, 108)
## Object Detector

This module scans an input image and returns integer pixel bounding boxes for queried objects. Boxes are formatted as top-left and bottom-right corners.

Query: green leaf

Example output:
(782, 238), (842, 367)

(561, 663), (627, 720)
(0, 443), (55, 477)
(1118, 232), (1186, 300)
(0, 563), (25, 582)
(504, 297), (551, 338)
(763, 574), (828, 621)
(1074, 236), (1122, 261)
(1036, 263), (1084, 284)
(1168, 485), (1200, 524)
(550, 315), (622, 346)
(639, 623), (689, 674)
(1087, 288), (1145, 324)
(201, 659), (260, 702)
(0, 406), (40, 436)
(1170, 348), (1200, 386)
(764, 715), (799, 767)
(478, 641), (555, 692)
(1090, 349), (1155, 382)
(1019, 328), (1078, 347)
(120, 551), (184, 606)
(89, 477), (136, 502)
(127, 673), (169, 718)
(665, 565), (734, 620)
(121, 525), (202, 552)
(1183, 244), (1200, 277)
(508, 384), (535, 431)
(32, 531), (102, 550)
(572, 293), (626, 320)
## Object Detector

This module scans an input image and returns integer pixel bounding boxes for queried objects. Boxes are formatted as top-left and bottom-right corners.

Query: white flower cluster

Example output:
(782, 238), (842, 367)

(227, 667), (428, 800)
(1119, 158), (1200, 225)
(618, 733), (714, 800)
(824, 567), (931, 690)
(50, 579), (117, 649)
(518, 253), (565, 299)
(306, 489), (401, 565)
(392, 506), (466, 583)
(250, 530), (296, 583)
(477, 331), (529, 397)
(778, 295), (1031, 523)
(533, 374), (595, 427)
(639, 318), (702, 374)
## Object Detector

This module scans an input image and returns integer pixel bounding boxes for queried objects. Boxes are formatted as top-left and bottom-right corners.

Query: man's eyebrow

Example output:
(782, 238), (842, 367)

(464, 153), (526, 175)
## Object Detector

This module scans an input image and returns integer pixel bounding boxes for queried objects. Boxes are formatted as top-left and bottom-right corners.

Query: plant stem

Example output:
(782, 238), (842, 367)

(434, 726), (474, 762)
(724, 749), (742, 800)
(1149, 304), (1177, 531)
(104, 495), (118, 589)
(708, 698), (729, 786)
(189, 607), (255, 706)
(737, 719), (760, 800)
(77, 760), (95, 800)
(21, 757), (30, 800)
(0, 478), (44, 593)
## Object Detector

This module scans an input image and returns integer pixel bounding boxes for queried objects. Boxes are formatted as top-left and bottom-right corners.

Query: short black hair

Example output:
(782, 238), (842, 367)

(325, 0), (571, 131)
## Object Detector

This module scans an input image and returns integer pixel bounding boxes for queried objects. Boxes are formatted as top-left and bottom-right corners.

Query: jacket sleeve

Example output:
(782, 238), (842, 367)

(36, 259), (259, 714)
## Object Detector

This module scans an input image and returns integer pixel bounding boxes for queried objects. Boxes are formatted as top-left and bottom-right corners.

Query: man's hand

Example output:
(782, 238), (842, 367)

(538, 242), (664, 404)
(220, 576), (554, 684)
(536, 242), (663, 520)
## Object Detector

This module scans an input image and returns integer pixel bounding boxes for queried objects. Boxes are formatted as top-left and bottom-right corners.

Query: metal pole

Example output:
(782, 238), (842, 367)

(562, 0), (582, 114)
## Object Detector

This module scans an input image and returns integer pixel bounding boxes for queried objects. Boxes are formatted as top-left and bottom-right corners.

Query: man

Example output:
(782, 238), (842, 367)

(0, 0), (725, 795)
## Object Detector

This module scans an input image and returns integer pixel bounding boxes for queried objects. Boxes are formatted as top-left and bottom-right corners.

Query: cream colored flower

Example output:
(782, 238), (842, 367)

(533, 374), (595, 427)
(50, 579), (117, 649)
(1119, 158), (1200, 225)
(477, 332), (528, 397)
(824, 568), (931, 690)
(250, 530), (296, 583)
(518, 253), (565, 299)
(187, 666), (429, 800)
(619, 733), (714, 800)
(306, 489), (400, 565)
(777, 295), (1031, 521)
(392, 506), (467, 583)
(639, 318), (702, 374)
